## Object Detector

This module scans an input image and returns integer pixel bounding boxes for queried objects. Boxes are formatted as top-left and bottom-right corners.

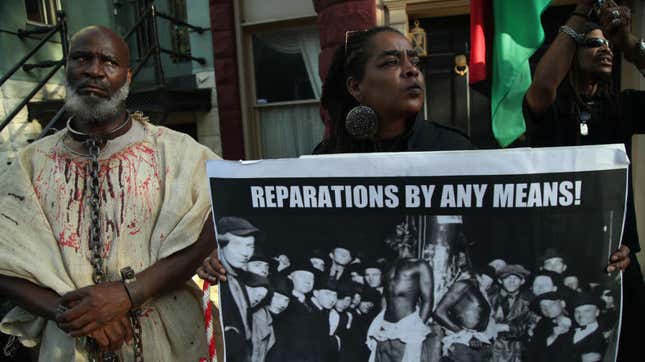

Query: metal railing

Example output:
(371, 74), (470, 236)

(2, 3), (208, 141)
(125, 4), (207, 85)
(0, 11), (68, 136)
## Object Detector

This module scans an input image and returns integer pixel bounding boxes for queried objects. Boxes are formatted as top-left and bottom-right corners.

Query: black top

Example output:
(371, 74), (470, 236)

(312, 118), (474, 154)
(523, 88), (643, 252)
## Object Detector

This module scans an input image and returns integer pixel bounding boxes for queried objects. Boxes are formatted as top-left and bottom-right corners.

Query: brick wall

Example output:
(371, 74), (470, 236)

(209, 0), (245, 160)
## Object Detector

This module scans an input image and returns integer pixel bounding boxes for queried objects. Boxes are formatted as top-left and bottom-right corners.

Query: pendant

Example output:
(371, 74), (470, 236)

(579, 110), (591, 137)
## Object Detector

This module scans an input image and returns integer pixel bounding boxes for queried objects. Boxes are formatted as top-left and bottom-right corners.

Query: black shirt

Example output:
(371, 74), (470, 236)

(523, 88), (643, 252)
(312, 118), (474, 154)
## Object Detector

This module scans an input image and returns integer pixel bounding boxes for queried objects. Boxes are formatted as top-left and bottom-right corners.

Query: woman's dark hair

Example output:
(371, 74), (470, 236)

(318, 26), (404, 153)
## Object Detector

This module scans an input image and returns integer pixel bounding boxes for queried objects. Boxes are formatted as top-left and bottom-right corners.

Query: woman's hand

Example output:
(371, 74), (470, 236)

(197, 248), (227, 283)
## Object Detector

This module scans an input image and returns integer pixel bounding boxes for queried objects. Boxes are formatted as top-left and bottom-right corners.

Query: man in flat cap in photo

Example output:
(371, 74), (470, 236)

(210, 216), (260, 362)
(489, 264), (532, 362)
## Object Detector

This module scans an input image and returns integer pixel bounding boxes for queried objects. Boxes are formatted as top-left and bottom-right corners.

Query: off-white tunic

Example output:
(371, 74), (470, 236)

(0, 114), (218, 361)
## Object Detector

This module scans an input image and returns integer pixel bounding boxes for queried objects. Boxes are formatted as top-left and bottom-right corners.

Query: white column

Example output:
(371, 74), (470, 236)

(384, 0), (409, 34)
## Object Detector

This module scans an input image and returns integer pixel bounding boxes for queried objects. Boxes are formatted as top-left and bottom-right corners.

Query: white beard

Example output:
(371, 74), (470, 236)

(64, 79), (130, 123)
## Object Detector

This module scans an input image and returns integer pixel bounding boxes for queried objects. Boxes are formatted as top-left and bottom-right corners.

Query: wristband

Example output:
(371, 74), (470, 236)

(120, 266), (144, 309)
(559, 25), (584, 45)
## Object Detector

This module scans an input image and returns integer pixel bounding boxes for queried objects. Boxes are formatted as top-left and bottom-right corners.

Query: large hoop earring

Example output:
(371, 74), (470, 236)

(345, 105), (377, 140)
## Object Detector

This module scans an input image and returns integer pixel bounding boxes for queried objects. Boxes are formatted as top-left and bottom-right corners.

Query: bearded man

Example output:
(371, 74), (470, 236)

(0, 25), (217, 361)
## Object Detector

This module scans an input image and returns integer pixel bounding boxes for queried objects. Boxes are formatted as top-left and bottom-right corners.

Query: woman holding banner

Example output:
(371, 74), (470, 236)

(198, 24), (632, 361)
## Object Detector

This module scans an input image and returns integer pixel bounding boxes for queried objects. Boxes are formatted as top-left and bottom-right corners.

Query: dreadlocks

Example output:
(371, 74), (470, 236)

(567, 21), (615, 108)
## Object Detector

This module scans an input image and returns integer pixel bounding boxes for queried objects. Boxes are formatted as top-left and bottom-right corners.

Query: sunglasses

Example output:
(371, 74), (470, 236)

(345, 29), (367, 54)
(580, 37), (610, 48)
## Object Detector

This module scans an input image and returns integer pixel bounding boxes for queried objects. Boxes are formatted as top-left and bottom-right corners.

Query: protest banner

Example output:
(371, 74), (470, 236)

(207, 145), (626, 362)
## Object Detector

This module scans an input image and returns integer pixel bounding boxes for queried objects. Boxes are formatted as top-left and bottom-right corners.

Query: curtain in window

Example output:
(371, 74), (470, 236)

(259, 103), (324, 158)
(255, 28), (322, 98)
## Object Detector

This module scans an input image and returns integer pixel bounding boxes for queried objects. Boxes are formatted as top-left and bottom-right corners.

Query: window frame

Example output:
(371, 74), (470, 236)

(24, 0), (62, 26)
(241, 18), (321, 159)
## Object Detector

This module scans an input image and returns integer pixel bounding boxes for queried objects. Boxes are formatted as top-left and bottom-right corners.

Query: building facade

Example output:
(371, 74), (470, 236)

(0, 0), (222, 165)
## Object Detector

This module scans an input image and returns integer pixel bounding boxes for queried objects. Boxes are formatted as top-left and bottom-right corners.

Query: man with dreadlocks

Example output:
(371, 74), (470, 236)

(524, 0), (644, 360)
(0, 26), (216, 361)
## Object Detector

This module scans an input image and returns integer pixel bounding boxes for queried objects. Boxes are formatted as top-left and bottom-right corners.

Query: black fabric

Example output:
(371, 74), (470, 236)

(524, 88), (645, 362)
(523, 89), (642, 253)
(220, 281), (251, 362)
(312, 118), (475, 155)
(268, 296), (323, 362)
(526, 318), (572, 362)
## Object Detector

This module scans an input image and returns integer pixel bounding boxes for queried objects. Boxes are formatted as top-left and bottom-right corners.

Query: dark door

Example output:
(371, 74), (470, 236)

(418, 15), (497, 148)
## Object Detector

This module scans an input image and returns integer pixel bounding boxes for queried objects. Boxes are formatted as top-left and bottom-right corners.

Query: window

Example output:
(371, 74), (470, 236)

(169, 0), (191, 63)
(250, 26), (324, 159)
(253, 33), (315, 103)
(24, 0), (62, 25)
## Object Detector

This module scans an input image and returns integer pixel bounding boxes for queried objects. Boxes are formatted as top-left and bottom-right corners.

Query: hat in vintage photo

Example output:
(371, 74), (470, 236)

(497, 264), (531, 279)
(217, 216), (260, 236)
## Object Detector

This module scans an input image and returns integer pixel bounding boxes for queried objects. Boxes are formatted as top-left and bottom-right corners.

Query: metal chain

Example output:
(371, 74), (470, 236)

(2, 336), (18, 357)
(87, 138), (104, 285)
(84, 138), (143, 362)
(131, 309), (144, 362)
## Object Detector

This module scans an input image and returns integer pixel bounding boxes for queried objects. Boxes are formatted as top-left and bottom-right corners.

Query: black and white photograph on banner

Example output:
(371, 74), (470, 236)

(207, 145), (627, 362)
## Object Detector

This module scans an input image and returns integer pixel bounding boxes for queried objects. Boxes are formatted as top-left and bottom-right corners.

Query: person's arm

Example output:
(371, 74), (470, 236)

(526, 0), (595, 117)
(57, 218), (215, 336)
(0, 275), (133, 351)
(433, 281), (469, 332)
(417, 261), (434, 323)
(600, 1), (645, 71)
(0, 275), (61, 320)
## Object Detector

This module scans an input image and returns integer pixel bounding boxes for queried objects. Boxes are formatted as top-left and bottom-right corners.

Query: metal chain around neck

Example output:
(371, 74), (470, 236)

(84, 138), (143, 362)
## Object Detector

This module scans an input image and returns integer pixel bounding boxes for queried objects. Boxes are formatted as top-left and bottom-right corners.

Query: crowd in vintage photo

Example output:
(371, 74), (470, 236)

(217, 215), (619, 362)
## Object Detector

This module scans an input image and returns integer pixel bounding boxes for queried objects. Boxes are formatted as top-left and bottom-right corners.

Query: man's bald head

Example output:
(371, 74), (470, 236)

(69, 26), (130, 65)
(65, 25), (131, 123)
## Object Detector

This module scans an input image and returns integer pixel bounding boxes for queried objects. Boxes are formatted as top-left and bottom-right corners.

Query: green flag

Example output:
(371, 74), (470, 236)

(492, 0), (551, 147)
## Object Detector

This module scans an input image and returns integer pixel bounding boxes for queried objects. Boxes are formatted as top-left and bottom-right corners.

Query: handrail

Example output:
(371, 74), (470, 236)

(0, 10), (68, 137)
(159, 48), (205, 64)
(131, 48), (154, 80)
(0, 24), (60, 87)
(123, 3), (208, 85)
(18, 24), (56, 37)
(156, 11), (208, 33)
(0, 60), (64, 134)
(4, 4), (210, 142)
(123, 7), (151, 41)
(36, 106), (66, 139)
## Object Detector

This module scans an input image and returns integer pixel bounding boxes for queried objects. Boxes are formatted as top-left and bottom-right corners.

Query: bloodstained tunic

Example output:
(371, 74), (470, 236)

(0, 114), (218, 361)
